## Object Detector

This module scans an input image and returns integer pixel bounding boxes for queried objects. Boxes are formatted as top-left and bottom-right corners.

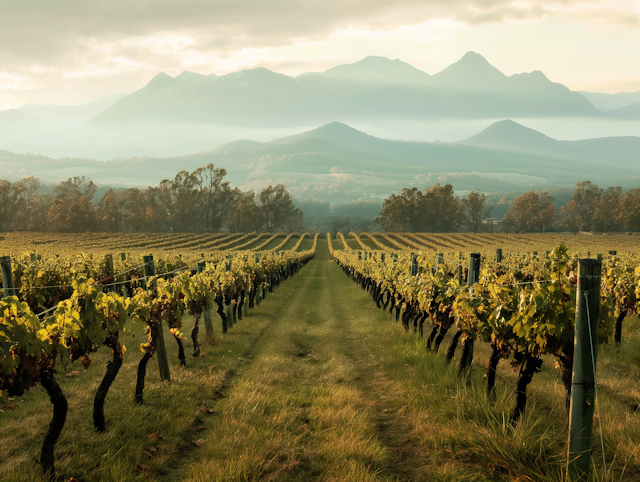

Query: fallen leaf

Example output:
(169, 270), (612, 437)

(202, 408), (215, 415)
(195, 425), (205, 432)
(146, 446), (159, 457)
(200, 353), (206, 357)
(134, 463), (151, 473)
(193, 438), (205, 447)
(148, 432), (163, 441)
(5, 404), (17, 410)
(299, 424), (309, 431)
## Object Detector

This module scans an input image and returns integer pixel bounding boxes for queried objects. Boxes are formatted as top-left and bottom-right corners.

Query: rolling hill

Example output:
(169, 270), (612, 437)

(2, 120), (638, 204)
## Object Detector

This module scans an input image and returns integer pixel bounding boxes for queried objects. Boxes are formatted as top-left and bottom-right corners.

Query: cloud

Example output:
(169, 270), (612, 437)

(0, 72), (31, 91)
(1, 1), (637, 68)
(0, 0), (638, 107)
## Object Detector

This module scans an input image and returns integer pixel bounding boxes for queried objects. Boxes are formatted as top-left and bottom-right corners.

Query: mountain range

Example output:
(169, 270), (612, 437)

(91, 52), (600, 126)
(1, 52), (640, 161)
(2, 120), (638, 205)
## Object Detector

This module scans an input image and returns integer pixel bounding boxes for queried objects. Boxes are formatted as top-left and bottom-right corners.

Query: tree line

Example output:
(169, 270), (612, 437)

(0, 165), (303, 233)
(376, 181), (640, 233)
(374, 184), (493, 233)
(2, 173), (639, 234)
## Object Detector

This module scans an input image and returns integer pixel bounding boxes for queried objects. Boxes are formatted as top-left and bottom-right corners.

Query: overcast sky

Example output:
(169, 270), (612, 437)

(1, 0), (639, 109)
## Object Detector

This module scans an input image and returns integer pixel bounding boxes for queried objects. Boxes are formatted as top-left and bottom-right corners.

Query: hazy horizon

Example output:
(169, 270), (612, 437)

(1, 1), (638, 209)
(2, 1), (640, 110)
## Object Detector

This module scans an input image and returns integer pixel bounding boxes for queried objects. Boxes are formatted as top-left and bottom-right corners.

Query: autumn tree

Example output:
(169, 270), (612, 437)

(154, 171), (201, 232)
(97, 189), (124, 232)
(193, 164), (239, 233)
(120, 188), (148, 232)
(560, 201), (581, 234)
(53, 176), (97, 201)
(48, 176), (97, 232)
(0, 180), (23, 231)
(15, 176), (40, 230)
(142, 188), (167, 232)
(26, 193), (52, 232)
(0, 169), (305, 234)
(258, 184), (301, 232)
(423, 183), (465, 232)
(616, 188), (640, 231)
(375, 187), (424, 232)
(229, 192), (261, 233)
(463, 190), (493, 233)
(592, 186), (621, 232)
(569, 181), (601, 231)
(375, 183), (464, 232)
(503, 190), (557, 233)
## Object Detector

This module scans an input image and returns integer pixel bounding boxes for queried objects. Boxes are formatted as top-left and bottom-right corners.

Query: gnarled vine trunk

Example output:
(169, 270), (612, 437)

(135, 319), (159, 404)
(191, 313), (201, 357)
(40, 368), (68, 479)
(93, 338), (123, 431)
(486, 343), (501, 401)
(511, 355), (543, 423)
(445, 330), (462, 364)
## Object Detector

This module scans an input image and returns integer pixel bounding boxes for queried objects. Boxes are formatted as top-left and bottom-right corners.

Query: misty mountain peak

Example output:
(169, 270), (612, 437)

(175, 71), (217, 82)
(459, 119), (559, 151)
(321, 56), (430, 85)
(432, 51), (506, 89)
(270, 121), (377, 148)
(460, 51), (490, 63)
(147, 72), (175, 87)
(140, 72), (186, 96)
(307, 121), (366, 136)
(528, 70), (548, 80)
(508, 69), (553, 86)
(229, 67), (292, 83)
(213, 67), (301, 95)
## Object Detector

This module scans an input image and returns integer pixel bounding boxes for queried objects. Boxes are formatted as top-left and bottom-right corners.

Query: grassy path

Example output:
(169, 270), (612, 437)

(323, 262), (429, 481)
(178, 241), (390, 481)
(174, 241), (494, 482)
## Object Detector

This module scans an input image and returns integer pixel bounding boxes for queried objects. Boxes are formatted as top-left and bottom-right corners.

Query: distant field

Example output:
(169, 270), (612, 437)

(3, 231), (637, 258)
(0, 232), (314, 256)
(348, 231), (640, 257)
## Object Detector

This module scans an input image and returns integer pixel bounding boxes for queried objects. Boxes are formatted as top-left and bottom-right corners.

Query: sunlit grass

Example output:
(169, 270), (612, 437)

(3, 242), (640, 481)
